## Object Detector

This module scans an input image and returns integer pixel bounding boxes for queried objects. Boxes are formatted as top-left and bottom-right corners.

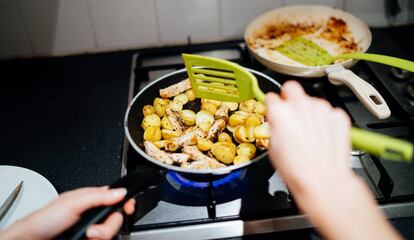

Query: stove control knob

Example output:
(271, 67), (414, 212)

(391, 67), (411, 79)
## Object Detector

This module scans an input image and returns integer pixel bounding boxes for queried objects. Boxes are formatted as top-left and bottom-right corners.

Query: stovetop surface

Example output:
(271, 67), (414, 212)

(124, 29), (414, 232)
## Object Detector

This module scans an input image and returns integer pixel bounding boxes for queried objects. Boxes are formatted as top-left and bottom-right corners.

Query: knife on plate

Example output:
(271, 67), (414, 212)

(0, 181), (23, 222)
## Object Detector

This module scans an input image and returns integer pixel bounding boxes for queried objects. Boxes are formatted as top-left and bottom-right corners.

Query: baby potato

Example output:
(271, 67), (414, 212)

(211, 142), (236, 164)
(198, 121), (212, 133)
(239, 99), (256, 113)
(153, 98), (169, 117)
(141, 114), (161, 129)
(143, 105), (155, 116)
(254, 122), (271, 139)
(201, 99), (221, 106)
(169, 100), (183, 112)
(254, 101), (266, 115)
(256, 138), (269, 150)
(144, 126), (161, 141)
(228, 113), (246, 127)
(174, 94), (189, 105)
(221, 101), (239, 111)
(201, 102), (218, 115)
(226, 125), (235, 133)
(197, 138), (213, 151)
(153, 140), (166, 149)
(245, 114), (262, 127)
(218, 132), (232, 142)
(236, 143), (256, 159)
(185, 89), (196, 102)
(161, 129), (181, 140)
(161, 116), (174, 130)
(165, 140), (179, 152)
(195, 110), (215, 126)
(181, 109), (196, 126)
(233, 125), (255, 143)
(234, 155), (250, 165)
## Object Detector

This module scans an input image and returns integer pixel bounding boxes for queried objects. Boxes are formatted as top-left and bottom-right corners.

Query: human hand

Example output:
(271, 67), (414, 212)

(1, 187), (136, 240)
(266, 81), (401, 240)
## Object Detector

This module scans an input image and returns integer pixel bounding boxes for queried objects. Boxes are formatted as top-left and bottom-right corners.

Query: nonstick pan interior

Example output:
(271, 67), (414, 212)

(124, 68), (281, 177)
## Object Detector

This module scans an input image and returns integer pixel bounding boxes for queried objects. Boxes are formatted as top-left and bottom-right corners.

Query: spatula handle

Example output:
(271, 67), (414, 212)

(333, 53), (414, 73)
(351, 127), (413, 162)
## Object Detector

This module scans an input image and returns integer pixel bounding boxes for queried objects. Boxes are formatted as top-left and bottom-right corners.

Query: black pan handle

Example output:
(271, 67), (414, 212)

(57, 165), (162, 240)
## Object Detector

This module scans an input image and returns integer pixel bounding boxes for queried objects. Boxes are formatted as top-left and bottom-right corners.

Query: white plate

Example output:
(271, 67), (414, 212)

(0, 165), (58, 229)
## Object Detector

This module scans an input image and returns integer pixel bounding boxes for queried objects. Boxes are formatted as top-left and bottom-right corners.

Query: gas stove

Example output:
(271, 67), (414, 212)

(121, 30), (414, 239)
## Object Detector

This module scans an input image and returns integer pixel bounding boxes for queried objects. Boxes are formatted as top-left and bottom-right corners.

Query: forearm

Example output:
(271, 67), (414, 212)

(292, 172), (401, 240)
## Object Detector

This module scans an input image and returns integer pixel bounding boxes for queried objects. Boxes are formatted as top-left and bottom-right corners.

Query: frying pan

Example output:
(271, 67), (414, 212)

(58, 67), (281, 239)
(244, 5), (391, 119)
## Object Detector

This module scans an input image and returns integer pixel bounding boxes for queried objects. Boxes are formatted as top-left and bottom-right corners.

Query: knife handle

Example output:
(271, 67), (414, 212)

(57, 165), (162, 240)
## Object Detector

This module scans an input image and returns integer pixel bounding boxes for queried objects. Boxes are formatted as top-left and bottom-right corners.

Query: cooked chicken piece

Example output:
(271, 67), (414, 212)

(186, 160), (210, 170)
(166, 108), (186, 133)
(255, 138), (269, 151)
(207, 119), (226, 140)
(215, 105), (230, 121)
(170, 153), (190, 164)
(159, 79), (192, 98)
(182, 146), (225, 169)
(175, 131), (197, 146)
(144, 141), (173, 165)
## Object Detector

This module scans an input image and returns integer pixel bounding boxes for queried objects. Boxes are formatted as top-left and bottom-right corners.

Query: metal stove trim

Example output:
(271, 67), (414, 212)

(123, 201), (414, 240)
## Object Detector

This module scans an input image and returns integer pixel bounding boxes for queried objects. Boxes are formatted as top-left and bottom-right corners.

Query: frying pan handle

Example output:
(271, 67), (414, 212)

(57, 165), (162, 240)
(327, 66), (391, 119)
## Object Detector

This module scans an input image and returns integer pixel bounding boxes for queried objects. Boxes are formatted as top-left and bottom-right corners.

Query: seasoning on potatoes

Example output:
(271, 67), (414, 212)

(143, 105), (155, 116)
(169, 100), (183, 112)
(153, 98), (169, 117)
(236, 143), (256, 159)
(161, 129), (181, 140)
(185, 89), (196, 102)
(234, 155), (250, 165)
(197, 138), (213, 151)
(239, 99), (256, 113)
(211, 142), (236, 164)
(218, 132), (232, 142)
(141, 114), (161, 129)
(174, 94), (189, 105)
(144, 126), (161, 141)
(233, 125), (255, 143)
(228, 113), (246, 127)
(181, 109), (196, 126)
(161, 116), (174, 130)
(201, 102), (218, 115)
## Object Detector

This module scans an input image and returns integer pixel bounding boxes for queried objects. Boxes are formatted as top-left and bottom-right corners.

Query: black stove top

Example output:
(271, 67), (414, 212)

(122, 30), (414, 239)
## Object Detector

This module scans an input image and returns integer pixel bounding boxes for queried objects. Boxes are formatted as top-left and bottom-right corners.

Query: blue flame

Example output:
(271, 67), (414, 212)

(167, 170), (244, 189)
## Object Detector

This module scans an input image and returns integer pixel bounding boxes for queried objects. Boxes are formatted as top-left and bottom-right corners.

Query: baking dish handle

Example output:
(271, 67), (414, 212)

(327, 65), (391, 119)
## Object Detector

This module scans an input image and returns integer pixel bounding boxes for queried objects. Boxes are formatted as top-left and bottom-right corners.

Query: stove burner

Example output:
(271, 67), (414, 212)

(391, 67), (411, 80)
(166, 170), (246, 197)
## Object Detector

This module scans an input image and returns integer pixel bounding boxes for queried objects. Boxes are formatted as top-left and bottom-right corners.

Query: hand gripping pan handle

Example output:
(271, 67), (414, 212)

(57, 165), (162, 240)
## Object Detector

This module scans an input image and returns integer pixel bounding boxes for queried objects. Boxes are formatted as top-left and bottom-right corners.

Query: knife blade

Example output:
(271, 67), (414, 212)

(0, 181), (23, 222)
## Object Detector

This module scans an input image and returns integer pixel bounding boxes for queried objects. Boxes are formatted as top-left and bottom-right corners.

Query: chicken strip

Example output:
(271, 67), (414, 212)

(144, 141), (173, 165)
(159, 79), (192, 98)
(170, 153), (190, 164)
(166, 108), (186, 133)
(207, 119), (226, 140)
(182, 146), (225, 169)
(215, 105), (230, 121)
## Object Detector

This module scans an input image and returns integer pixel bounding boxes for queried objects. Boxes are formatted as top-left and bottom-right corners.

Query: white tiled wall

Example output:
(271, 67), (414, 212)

(0, 0), (412, 59)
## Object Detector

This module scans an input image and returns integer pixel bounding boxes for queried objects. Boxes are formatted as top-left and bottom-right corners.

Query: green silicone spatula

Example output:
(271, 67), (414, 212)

(182, 53), (413, 162)
(182, 53), (265, 103)
(276, 36), (414, 71)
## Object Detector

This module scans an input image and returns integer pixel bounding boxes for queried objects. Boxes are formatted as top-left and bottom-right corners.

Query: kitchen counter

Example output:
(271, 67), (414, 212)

(0, 51), (132, 192)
